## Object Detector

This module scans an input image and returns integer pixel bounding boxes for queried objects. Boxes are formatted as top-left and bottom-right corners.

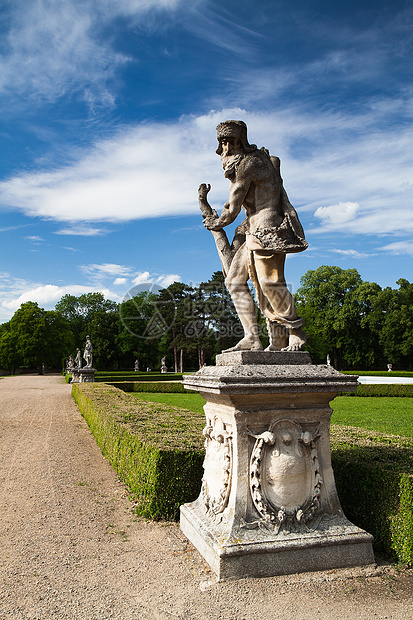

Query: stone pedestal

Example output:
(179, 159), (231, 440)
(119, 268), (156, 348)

(180, 351), (374, 581)
(78, 367), (96, 383)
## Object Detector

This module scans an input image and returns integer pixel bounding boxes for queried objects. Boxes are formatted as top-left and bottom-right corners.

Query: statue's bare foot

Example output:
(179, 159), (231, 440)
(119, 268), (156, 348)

(265, 335), (289, 352)
(281, 328), (306, 352)
(223, 337), (263, 353)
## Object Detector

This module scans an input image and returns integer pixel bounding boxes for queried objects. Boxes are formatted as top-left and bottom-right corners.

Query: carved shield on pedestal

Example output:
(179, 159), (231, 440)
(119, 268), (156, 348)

(201, 416), (233, 518)
(249, 419), (322, 528)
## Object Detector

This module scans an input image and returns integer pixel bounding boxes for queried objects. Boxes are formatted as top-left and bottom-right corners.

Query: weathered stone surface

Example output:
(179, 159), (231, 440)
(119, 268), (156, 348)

(216, 350), (312, 366)
(183, 360), (358, 395)
(180, 361), (374, 581)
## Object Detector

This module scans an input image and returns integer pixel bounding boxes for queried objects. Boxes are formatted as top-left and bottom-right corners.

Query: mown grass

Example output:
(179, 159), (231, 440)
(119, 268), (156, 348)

(132, 392), (413, 438)
(331, 396), (413, 438)
(132, 392), (206, 414)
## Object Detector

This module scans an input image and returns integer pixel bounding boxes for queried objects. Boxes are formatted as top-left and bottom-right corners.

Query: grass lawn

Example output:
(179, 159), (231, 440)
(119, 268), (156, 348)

(132, 392), (206, 415)
(132, 392), (413, 437)
(331, 396), (413, 437)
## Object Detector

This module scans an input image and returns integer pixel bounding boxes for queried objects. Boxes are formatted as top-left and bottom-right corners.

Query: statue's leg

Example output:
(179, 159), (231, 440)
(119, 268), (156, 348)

(251, 251), (306, 351)
(223, 244), (262, 352)
(265, 319), (289, 351)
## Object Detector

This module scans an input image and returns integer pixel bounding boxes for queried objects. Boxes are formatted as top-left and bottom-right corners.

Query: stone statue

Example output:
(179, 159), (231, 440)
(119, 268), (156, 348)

(199, 120), (307, 352)
(83, 335), (93, 368)
(67, 354), (74, 370)
(74, 348), (82, 368)
(134, 359), (139, 371)
(160, 357), (167, 373)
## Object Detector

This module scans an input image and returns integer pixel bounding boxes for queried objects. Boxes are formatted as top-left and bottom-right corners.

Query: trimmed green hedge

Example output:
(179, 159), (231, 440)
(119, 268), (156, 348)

(340, 384), (413, 397)
(331, 426), (413, 563)
(343, 370), (413, 378)
(109, 381), (188, 394)
(71, 382), (204, 520)
(94, 372), (183, 382)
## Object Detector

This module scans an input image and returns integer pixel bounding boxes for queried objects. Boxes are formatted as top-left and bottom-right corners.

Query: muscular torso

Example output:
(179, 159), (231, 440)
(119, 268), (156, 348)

(226, 150), (284, 233)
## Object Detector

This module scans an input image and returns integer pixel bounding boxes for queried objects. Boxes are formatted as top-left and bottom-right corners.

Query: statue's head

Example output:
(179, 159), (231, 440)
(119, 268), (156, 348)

(216, 120), (256, 155)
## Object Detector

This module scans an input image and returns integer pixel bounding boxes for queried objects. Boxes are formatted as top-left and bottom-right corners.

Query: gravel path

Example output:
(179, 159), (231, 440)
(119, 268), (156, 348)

(1, 374), (413, 620)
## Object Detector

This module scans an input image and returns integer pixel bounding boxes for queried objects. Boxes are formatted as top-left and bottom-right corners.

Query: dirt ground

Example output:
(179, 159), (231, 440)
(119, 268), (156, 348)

(1, 374), (413, 620)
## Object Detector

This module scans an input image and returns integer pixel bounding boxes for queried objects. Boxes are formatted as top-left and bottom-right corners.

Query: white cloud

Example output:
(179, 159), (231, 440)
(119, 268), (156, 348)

(54, 226), (110, 236)
(314, 202), (360, 227)
(132, 272), (151, 285)
(113, 277), (128, 286)
(80, 263), (133, 281)
(131, 271), (181, 287)
(330, 248), (371, 259)
(0, 282), (122, 323)
(0, 106), (412, 240)
(156, 274), (181, 287)
(0, 0), (184, 108)
(380, 241), (413, 257)
(24, 235), (45, 242)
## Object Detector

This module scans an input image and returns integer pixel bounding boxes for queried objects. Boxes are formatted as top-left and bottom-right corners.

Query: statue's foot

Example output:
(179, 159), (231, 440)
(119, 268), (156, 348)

(264, 335), (289, 352)
(223, 337), (263, 353)
(281, 328), (306, 352)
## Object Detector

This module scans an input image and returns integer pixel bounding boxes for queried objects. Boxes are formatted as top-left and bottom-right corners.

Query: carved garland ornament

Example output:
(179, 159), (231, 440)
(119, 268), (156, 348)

(248, 419), (322, 531)
(201, 416), (233, 520)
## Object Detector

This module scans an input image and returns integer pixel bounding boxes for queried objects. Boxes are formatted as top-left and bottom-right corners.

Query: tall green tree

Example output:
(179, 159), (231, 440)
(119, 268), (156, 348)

(380, 279), (413, 369)
(0, 302), (74, 372)
(295, 265), (363, 367)
(117, 291), (163, 370)
(55, 292), (117, 344)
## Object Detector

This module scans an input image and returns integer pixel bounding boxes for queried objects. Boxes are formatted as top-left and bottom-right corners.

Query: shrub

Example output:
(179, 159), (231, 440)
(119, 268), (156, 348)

(340, 384), (413, 397)
(71, 382), (204, 520)
(331, 426), (413, 563)
(108, 381), (188, 394)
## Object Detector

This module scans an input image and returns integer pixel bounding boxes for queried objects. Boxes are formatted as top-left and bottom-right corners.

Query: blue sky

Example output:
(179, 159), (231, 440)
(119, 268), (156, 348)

(0, 0), (412, 323)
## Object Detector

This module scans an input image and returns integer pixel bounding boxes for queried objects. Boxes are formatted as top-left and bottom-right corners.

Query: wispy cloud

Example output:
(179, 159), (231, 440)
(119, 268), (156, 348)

(314, 203), (360, 229)
(1, 284), (122, 314)
(330, 248), (372, 259)
(0, 0), (185, 110)
(380, 240), (413, 257)
(54, 226), (110, 236)
(1, 107), (412, 242)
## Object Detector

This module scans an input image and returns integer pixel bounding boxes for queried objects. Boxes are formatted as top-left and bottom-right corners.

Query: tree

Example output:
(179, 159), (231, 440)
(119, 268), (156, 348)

(157, 282), (195, 372)
(0, 302), (74, 372)
(380, 279), (413, 369)
(117, 291), (163, 370)
(55, 292), (117, 345)
(295, 266), (363, 367)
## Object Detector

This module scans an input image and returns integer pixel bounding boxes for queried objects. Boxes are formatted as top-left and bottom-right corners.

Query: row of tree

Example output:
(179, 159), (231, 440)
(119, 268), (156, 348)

(0, 266), (412, 373)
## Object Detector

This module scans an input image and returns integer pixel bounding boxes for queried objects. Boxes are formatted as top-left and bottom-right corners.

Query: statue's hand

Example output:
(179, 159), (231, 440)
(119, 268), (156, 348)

(203, 213), (221, 231)
(198, 183), (211, 201)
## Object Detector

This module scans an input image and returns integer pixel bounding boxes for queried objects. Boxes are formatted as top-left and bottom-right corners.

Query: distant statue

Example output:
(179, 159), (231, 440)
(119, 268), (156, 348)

(161, 357), (167, 373)
(83, 335), (93, 368)
(387, 363), (393, 372)
(326, 354), (331, 366)
(199, 120), (307, 353)
(67, 355), (74, 370)
(74, 348), (82, 368)
(134, 359), (140, 372)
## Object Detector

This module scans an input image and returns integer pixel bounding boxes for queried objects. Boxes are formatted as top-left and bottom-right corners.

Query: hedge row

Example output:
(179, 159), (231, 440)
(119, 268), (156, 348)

(108, 381), (188, 393)
(343, 370), (413, 378)
(331, 426), (413, 563)
(340, 384), (413, 397)
(71, 382), (204, 520)
(95, 372), (183, 383)
(72, 382), (413, 563)
(65, 373), (184, 384)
